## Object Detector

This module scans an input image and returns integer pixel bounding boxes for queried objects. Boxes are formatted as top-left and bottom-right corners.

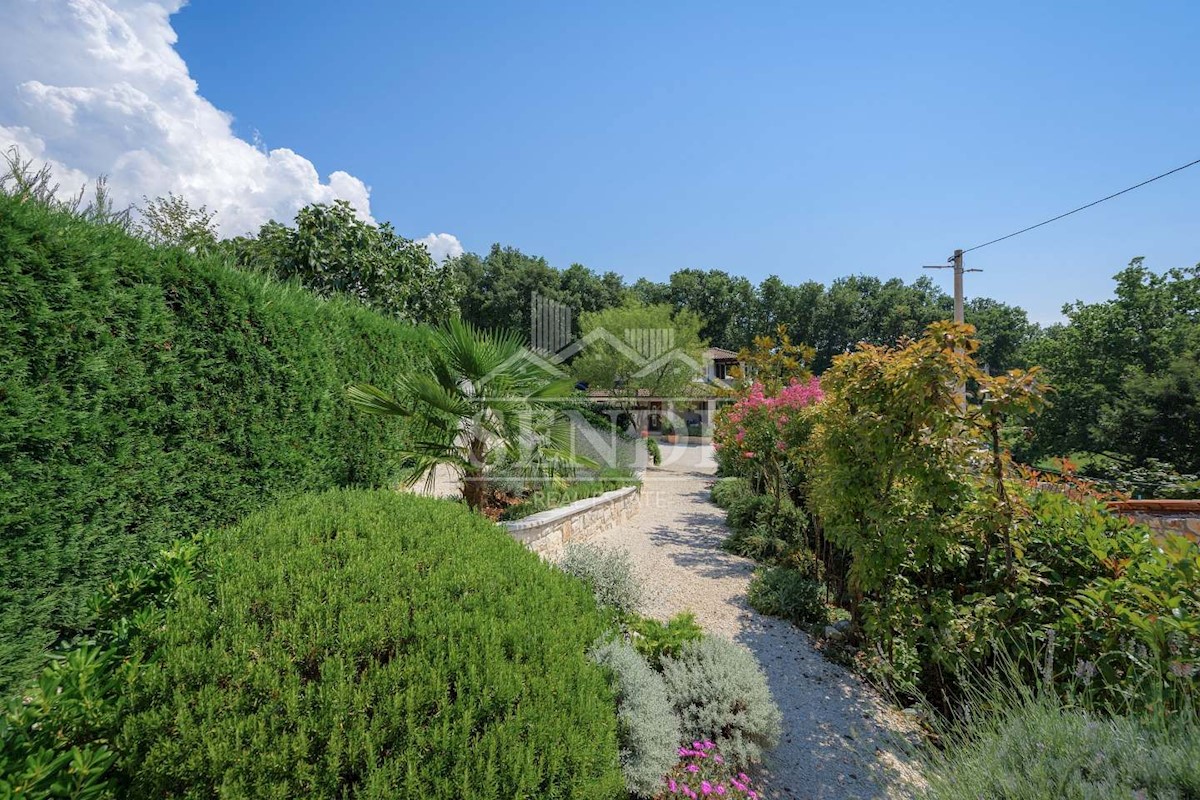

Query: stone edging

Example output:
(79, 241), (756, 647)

(1108, 499), (1200, 542)
(503, 479), (643, 556)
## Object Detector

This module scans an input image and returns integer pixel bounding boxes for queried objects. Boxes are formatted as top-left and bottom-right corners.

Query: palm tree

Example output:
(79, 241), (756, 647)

(347, 318), (585, 510)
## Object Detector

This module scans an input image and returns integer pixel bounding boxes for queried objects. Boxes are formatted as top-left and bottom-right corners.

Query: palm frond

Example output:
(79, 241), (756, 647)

(346, 383), (409, 416)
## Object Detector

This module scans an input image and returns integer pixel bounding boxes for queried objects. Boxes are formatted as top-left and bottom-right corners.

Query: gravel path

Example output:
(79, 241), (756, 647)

(588, 443), (922, 800)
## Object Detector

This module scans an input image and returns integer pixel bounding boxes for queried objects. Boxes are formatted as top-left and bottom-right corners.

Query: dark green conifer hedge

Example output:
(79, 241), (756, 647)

(0, 195), (426, 689)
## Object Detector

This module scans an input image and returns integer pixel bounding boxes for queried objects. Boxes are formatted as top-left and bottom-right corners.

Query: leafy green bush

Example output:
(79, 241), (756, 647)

(1, 539), (207, 800)
(923, 693), (1200, 800)
(1082, 458), (1200, 499)
(660, 637), (782, 769)
(725, 494), (773, 532)
(722, 526), (792, 563)
(589, 639), (681, 797)
(710, 477), (752, 509)
(0, 193), (428, 690)
(230, 199), (460, 324)
(625, 613), (705, 669)
(111, 490), (624, 798)
(722, 494), (807, 563)
(558, 544), (643, 614)
(647, 437), (663, 466)
(747, 567), (826, 626)
(500, 469), (640, 521)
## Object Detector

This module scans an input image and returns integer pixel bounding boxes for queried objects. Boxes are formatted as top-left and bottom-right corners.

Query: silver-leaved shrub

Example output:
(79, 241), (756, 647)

(661, 636), (782, 768)
(590, 639), (681, 796)
(558, 543), (642, 614)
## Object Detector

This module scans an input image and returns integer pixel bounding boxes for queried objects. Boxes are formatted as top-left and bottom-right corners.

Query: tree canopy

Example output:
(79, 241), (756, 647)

(228, 200), (460, 325)
(1024, 259), (1200, 472)
(572, 300), (708, 401)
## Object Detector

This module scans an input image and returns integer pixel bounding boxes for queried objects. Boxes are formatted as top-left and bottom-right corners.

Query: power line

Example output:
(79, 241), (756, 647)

(961, 156), (1200, 255)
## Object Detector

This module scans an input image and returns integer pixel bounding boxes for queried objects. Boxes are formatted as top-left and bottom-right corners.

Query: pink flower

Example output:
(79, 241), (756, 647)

(687, 764), (700, 773)
(701, 781), (713, 795)
(713, 754), (724, 764)
(668, 778), (678, 792)
(742, 451), (755, 458)
(716, 787), (727, 796)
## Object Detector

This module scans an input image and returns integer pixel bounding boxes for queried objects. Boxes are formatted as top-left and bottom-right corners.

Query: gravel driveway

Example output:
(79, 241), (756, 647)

(587, 442), (922, 800)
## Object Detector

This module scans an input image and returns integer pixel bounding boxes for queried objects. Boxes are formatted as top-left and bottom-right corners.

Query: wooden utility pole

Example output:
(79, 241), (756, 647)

(924, 248), (981, 324)
(952, 248), (964, 323)
(924, 248), (981, 408)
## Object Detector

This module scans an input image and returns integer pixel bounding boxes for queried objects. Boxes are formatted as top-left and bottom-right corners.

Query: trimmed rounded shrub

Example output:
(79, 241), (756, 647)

(590, 639), (681, 797)
(115, 490), (625, 799)
(661, 637), (782, 769)
(747, 567), (827, 626)
(710, 477), (752, 509)
(558, 543), (643, 614)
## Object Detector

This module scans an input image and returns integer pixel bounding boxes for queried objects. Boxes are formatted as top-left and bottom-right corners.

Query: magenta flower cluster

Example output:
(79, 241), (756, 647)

(714, 376), (824, 461)
(659, 741), (758, 799)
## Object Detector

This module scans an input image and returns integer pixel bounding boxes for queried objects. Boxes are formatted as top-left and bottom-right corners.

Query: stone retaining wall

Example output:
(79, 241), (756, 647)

(503, 484), (642, 557)
(1108, 500), (1200, 543)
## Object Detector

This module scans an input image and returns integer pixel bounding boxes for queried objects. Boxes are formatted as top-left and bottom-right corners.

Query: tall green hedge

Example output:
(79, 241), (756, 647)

(0, 195), (427, 690)
(117, 489), (623, 798)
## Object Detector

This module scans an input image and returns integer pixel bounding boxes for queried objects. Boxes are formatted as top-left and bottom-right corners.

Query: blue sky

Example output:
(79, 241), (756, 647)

(4, 2), (1197, 324)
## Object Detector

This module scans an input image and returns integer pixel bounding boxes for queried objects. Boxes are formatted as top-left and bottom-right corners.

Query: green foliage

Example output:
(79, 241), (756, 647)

(133, 193), (218, 253)
(113, 490), (624, 799)
(447, 240), (1030, 363)
(1083, 458), (1200, 499)
(0, 539), (206, 800)
(589, 639), (681, 797)
(724, 494), (773, 532)
(710, 477), (752, 509)
(1097, 349), (1200, 474)
(963, 296), (1039, 374)
(348, 318), (584, 509)
(722, 494), (807, 563)
(655, 269), (757, 350)
(558, 544), (643, 614)
(572, 300), (708, 401)
(803, 328), (1197, 705)
(647, 436), (663, 466)
(660, 637), (782, 769)
(1024, 259), (1200, 472)
(746, 568), (827, 626)
(499, 470), (640, 521)
(923, 692), (1200, 800)
(451, 245), (629, 337)
(624, 613), (705, 670)
(230, 199), (460, 324)
(0, 192), (425, 691)
(727, 324), (814, 394)
(810, 322), (993, 594)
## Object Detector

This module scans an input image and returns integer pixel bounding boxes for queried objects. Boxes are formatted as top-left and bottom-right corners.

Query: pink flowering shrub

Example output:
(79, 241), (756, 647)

(713, 376), (824, 498)
(656, 741), (759, 799)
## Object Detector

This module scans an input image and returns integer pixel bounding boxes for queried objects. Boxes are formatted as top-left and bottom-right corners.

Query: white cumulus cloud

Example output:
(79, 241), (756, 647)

(418, 232), (464, 263)
(0, 0), (449, 241)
